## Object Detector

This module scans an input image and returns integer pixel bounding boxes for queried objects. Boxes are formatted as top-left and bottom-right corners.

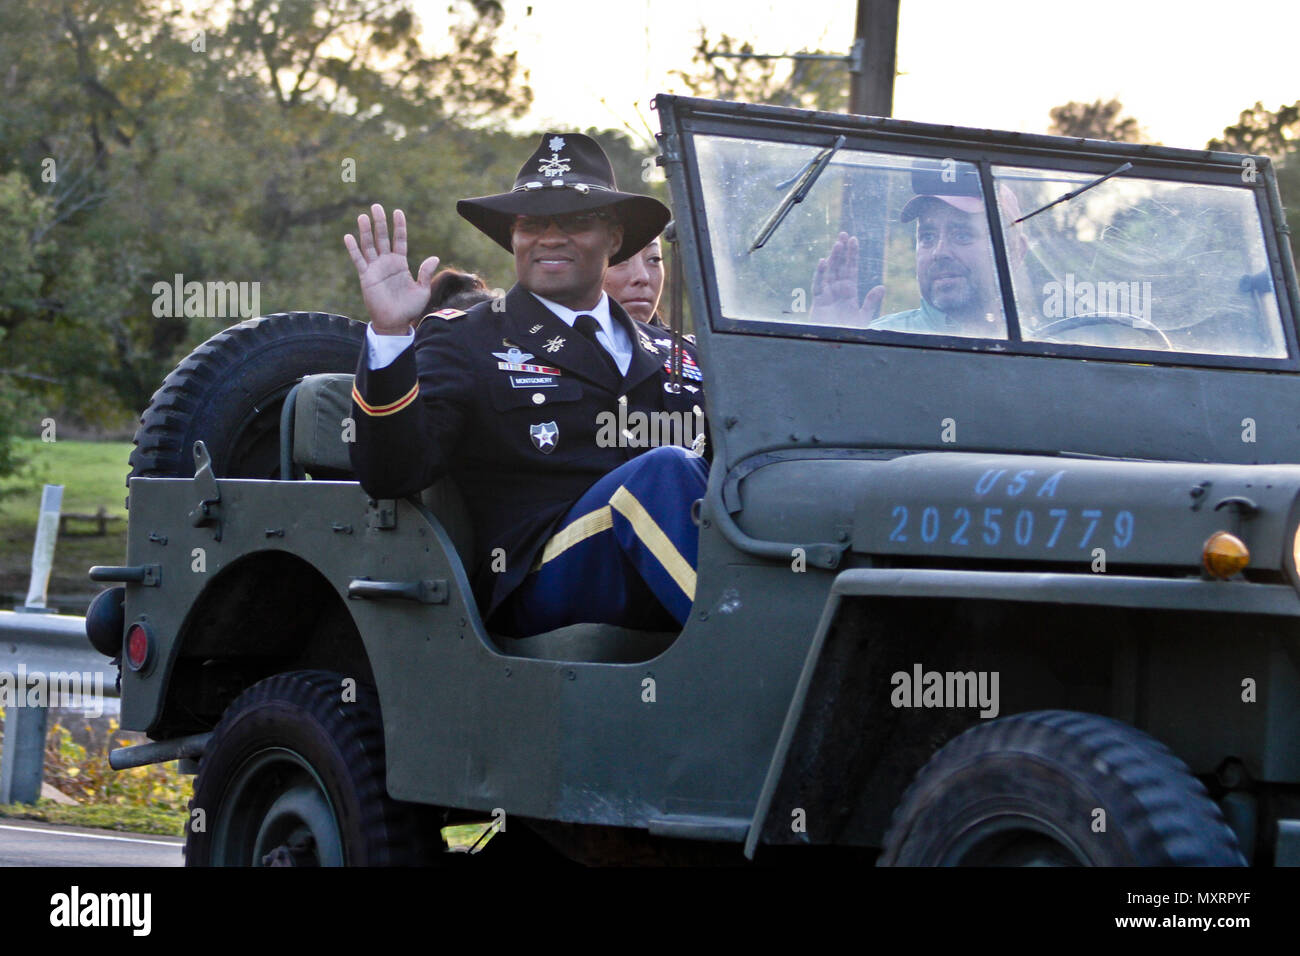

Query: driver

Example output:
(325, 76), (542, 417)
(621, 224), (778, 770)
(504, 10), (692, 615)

(812, 173), (1026, 338)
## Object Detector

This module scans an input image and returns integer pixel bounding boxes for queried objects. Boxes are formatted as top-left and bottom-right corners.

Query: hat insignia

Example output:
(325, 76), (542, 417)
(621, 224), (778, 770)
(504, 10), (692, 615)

(539, 152), (570, 179)
(538, 137), (570, 178)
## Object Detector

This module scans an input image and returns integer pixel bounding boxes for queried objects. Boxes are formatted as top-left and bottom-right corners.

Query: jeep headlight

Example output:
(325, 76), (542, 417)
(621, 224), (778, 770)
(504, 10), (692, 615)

(1292, 522), (1300, 585)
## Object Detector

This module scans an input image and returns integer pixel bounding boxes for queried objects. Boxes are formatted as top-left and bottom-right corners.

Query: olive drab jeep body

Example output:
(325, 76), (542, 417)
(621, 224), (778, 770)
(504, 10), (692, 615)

(88, 95), (1300, 866)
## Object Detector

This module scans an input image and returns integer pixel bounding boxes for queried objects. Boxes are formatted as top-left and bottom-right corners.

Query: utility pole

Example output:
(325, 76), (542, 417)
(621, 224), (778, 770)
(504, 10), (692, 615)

(848, 0), (899, 117)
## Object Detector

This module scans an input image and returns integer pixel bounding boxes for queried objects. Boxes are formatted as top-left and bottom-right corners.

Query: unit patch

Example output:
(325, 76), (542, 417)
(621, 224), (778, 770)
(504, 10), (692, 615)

(530, 421), (559, 453)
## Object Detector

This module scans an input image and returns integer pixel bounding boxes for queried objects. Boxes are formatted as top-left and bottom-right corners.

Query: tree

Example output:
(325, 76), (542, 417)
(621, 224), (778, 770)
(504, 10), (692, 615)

(670, 28), (848, 114)
(1207, 101), (1300, 260)
(215, 0), (530, 127)
(1207, 101), (1300, 156)
(0, 0), (533, 427)
(1047, 99), (1147, 143)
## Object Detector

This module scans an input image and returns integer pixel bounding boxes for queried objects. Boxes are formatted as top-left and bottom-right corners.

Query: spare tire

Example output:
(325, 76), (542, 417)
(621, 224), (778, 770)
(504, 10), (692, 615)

(127, 312), (366, 496)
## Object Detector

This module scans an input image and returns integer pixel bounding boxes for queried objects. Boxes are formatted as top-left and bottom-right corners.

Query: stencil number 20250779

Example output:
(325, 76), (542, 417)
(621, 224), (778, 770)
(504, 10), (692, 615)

(887, 505), (1135, 551)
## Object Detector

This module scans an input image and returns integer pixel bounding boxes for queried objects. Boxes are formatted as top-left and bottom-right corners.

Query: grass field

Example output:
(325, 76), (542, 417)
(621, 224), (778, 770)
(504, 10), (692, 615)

(0, 439), (133, 609)
(0, 800), (187, 836)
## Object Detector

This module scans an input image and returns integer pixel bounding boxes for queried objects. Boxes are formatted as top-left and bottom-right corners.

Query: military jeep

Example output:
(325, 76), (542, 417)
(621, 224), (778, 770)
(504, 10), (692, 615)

(86, 94), (1300, 866)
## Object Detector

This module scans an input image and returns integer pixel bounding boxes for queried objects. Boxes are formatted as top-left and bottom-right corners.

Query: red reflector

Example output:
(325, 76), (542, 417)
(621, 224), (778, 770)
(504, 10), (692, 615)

(126, 624), (150, 670)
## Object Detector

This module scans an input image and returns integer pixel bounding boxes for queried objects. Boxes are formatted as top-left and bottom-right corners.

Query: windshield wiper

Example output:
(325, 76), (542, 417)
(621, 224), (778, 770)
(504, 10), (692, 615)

(1014, 161), (1133, 225)
(749, 135), (845, 253)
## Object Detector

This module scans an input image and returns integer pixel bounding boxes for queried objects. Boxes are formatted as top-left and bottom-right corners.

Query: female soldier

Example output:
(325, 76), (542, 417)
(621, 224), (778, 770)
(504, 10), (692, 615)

(602, 235), (665, 328)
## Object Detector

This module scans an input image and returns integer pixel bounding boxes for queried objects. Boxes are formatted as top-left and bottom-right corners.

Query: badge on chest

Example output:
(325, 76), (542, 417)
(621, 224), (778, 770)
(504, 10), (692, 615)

(529, 421), (559, 453)
(492, 345), (562, 379)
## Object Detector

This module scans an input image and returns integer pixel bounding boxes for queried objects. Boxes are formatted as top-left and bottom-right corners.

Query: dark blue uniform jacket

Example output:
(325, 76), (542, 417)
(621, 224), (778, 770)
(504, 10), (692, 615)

(350, 283), (707, 622)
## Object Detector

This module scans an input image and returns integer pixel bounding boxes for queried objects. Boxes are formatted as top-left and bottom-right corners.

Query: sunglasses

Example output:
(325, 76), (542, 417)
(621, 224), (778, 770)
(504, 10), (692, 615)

(512, 211), (616, 235)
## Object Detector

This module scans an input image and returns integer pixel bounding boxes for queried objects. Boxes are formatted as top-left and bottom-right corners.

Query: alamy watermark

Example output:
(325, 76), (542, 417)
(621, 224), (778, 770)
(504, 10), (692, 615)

(0, 665), (105, 718)
(151, 273), (261, 319)
(890, 663), (1000, 718)
(1042, 274), (1152, 322)
(595, 403), (704, 450)
(50, 886), (150, 935)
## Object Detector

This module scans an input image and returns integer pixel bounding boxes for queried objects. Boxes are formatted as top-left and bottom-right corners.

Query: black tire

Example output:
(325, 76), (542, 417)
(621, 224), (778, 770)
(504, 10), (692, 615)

(184, 670), (424, 866)
(877, 710), (1245, 866)
(128, 312), (365, 490)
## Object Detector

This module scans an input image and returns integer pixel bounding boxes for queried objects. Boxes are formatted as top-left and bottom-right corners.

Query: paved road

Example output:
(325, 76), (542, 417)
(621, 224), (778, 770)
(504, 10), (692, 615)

(0, 821), (183, 866)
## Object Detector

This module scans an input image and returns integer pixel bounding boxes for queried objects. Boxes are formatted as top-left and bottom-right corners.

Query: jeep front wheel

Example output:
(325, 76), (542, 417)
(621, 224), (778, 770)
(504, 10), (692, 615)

(184, 670), (423, 866)
(877, 710), (1245, 866)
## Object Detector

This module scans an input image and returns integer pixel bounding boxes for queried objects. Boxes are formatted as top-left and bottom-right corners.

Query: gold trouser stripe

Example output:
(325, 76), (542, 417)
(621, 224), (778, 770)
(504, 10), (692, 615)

(609, 486), (696, 601)
(352, 381), (419, 417)
(532, 505), (614, 570)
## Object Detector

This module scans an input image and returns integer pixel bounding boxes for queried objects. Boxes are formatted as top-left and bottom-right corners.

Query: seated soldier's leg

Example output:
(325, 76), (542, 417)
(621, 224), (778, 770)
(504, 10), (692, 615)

(502, 446), (708, 636)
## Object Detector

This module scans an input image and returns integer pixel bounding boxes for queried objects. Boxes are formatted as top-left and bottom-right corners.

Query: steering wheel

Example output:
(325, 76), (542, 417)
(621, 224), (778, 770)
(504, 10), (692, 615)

(1034, 311), (1174, 350)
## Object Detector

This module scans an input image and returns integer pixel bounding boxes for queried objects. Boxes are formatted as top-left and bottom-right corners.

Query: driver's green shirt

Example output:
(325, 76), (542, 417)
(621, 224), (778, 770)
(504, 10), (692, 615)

(869, 299), (1005, 338)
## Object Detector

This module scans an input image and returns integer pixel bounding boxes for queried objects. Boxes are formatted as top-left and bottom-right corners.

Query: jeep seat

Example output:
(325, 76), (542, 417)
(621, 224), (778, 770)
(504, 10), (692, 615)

(286, 373), (676, 664)
(288, 373), (476, 560)
(505, 624), (676, 663)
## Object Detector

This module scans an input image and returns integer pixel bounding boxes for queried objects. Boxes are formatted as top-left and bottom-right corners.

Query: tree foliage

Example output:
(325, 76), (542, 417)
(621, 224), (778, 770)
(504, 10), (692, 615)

(671, 28), (848, 113)
(1207, 101), (1300, 156)
(1047, 99), (1147, 143)
(0, 0), (534, 454)
(1208, 101), (1300, 259)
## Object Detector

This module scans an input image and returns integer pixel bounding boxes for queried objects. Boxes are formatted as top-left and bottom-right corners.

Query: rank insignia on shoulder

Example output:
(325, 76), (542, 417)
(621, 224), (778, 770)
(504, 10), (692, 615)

(433, 308), (466, 321)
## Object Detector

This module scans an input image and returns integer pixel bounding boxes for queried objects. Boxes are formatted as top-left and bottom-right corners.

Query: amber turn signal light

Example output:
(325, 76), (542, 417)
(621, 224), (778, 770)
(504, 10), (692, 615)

(1203, 531), (1249, 579)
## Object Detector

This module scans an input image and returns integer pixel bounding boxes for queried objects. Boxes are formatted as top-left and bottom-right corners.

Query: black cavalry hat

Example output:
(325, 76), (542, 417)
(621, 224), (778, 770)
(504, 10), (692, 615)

(456, 133), (670, 265)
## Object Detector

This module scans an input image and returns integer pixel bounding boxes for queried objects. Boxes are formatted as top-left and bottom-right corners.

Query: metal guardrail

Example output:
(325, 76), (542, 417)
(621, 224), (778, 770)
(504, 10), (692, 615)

(0, 610), (109, 690)
(0, 609), (114, 804)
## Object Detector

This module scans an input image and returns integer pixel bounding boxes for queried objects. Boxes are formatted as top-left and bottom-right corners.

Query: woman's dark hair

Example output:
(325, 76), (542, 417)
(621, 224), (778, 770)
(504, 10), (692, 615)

(427, 269), (493, 312)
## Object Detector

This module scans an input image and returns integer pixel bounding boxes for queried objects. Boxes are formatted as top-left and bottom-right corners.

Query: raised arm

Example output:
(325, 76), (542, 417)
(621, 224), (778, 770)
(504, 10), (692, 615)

(343, 204), (442, 335)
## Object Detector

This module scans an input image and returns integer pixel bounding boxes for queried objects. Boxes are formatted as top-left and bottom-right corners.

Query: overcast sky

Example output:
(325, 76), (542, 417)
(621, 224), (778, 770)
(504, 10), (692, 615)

(461, 0), (1299, 148)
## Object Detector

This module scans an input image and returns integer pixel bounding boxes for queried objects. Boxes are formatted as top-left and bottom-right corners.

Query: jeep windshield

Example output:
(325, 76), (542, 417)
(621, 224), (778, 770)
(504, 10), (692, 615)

(690, 132), (1291, 362)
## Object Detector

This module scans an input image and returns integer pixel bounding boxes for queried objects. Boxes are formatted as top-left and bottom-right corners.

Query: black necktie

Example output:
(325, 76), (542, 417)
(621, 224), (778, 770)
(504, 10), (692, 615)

(574, 314), (621, 380)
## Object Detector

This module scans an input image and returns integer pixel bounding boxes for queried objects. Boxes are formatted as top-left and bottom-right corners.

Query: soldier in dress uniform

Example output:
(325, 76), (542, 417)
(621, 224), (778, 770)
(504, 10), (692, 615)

(343, 133), (708, 638)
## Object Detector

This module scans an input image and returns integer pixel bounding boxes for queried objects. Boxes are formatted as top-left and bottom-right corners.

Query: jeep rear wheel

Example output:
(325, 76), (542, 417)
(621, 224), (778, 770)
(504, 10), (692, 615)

(128, 312), (365, 491)
(877, 710), (1245, 866)
(185, 670), (425, 866)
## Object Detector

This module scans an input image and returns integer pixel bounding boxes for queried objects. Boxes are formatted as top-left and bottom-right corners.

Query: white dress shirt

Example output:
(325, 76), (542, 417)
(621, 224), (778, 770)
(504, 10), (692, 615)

(364, 291), (632, 375)
(526, 291), (632, 376)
